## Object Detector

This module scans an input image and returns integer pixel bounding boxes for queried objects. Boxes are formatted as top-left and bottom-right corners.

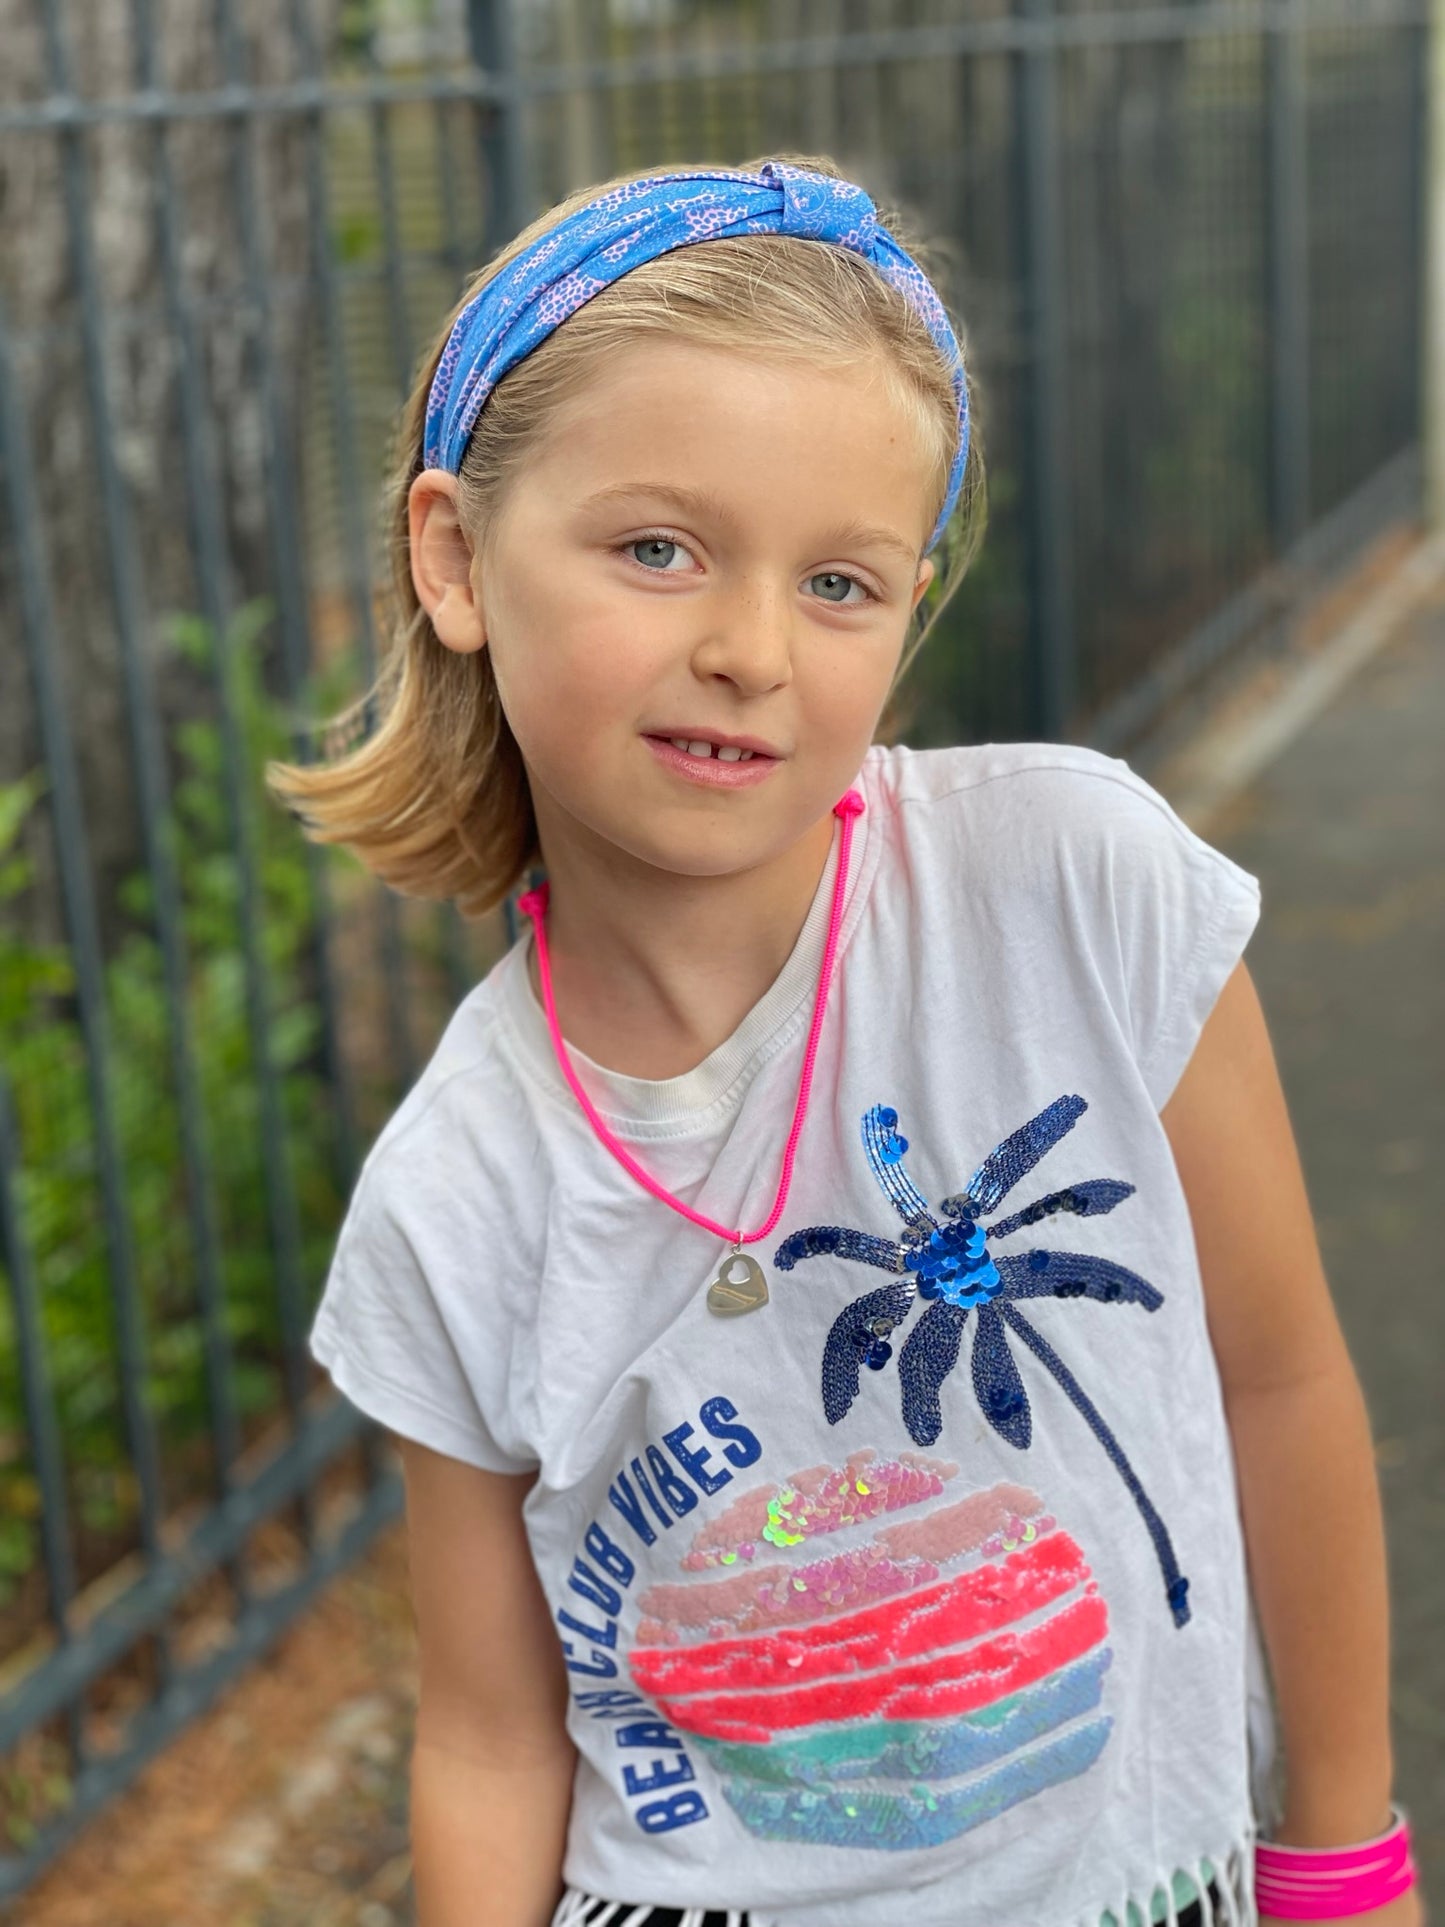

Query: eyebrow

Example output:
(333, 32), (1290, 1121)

(580, 482), (920, 565)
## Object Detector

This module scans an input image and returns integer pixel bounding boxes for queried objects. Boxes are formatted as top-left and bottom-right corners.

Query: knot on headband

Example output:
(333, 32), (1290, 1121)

(770, 161), (877, 247)
(424, 158), (968, 553)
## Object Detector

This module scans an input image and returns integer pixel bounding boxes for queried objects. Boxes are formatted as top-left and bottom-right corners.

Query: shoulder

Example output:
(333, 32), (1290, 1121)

(865, 738), (1191, 838)
(861, 741), (1259, 1108)
(310, 963), (543, 1472)
(862, 739), (1253, 902)
(356, 981), (503, 1174)
(335, 961), (539, 1291)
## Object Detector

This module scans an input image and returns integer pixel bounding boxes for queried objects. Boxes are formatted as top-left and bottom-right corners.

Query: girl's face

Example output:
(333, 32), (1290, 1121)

(423, 338), (938, 881)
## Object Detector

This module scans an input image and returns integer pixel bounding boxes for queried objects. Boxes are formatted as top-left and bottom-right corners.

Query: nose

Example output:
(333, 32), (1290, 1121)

(689, 572), (794, 696)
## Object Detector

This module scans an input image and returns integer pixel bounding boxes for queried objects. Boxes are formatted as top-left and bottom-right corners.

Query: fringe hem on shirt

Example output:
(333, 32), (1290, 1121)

(552, 1822), (1261, 1927)
(1089, 1821), (1260, 1927)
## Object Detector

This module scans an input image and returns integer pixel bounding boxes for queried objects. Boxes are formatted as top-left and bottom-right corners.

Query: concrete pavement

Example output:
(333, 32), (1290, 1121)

(1202, 586), (1445, 1903)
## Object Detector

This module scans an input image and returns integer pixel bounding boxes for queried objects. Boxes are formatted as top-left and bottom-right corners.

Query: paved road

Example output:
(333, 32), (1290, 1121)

(1206, 590), (1445, 1902)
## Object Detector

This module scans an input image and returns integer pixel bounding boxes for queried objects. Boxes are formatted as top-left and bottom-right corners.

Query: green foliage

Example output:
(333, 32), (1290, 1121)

(1146, 289), (1266, 561)
(0, 604), (351, 1600)
(336, 205), (385, 266)
(897, 458), (1031, 747)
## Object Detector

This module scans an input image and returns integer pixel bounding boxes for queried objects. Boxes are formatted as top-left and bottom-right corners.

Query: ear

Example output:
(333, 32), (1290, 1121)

(910, 558), (936, 613)
(408, 469), (487, 655)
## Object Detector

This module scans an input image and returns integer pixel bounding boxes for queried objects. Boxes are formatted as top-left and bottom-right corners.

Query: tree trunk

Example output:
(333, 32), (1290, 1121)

(0, 0), (336, 944)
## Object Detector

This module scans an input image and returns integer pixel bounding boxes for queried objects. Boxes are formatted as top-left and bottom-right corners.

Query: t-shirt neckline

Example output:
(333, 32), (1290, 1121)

(494, 751), (883, 1138)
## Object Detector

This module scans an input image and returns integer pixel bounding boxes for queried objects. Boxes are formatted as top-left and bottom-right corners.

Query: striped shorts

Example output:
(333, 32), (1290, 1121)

(554, 1902), (746, 1927)
(553, 1885), (1224, 1927)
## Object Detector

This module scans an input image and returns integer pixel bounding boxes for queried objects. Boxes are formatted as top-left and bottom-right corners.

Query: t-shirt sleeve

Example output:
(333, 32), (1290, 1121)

(309, 1154), (538, 1476)
(1076, 760), (1261, 1111)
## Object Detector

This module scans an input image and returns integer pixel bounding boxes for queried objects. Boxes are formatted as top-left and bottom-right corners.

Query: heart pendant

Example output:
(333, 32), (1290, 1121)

(707, 1250), (769, 1317)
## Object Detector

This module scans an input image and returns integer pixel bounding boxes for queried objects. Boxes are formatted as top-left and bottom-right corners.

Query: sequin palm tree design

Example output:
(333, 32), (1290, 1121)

(773, 1096), (1191, 1628)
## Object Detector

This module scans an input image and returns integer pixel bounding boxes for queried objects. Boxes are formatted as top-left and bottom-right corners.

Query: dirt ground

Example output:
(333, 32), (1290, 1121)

(13, 1527), (418, 1927)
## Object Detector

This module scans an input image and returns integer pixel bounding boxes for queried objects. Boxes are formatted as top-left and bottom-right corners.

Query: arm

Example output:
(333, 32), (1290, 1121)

(401, 1438), (576, 1927)
(1161, 962), (1421, 1927)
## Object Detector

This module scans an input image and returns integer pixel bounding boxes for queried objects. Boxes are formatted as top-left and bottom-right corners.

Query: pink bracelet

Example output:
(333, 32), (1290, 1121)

(1255, 1806), (1417, 1919)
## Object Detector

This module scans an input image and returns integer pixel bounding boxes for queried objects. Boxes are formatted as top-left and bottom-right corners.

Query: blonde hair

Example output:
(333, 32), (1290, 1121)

(266, 153), (987, 918)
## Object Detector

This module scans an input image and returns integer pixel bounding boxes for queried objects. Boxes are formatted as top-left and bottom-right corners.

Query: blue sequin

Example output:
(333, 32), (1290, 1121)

(1000, 1302), (1191, 1629)
(941, 1094), (1087, 1218)
(821, 1281), (916, 1424)
(997, 1250), (1162, 1310)
(775, 1223), (907, 1275)
(898, 1300), (968, 1447)
(987, 1179), (1134, 1242)
(902, 1219), (1001, 1308)
(971, 1303), (1031, 1448)
(715, 1715), (1113, 1849)
(861, 1106), (938, 1235)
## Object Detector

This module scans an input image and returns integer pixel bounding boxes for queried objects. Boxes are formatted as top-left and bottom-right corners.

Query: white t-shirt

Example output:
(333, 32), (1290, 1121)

(311, 741), (1276, 1927)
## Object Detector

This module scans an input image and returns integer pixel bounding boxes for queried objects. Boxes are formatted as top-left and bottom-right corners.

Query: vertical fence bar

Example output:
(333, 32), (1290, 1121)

(126, 0), (246, 1567)
(351, 61), (431, 1487)
(183, 4), (315, 1455)
(0, 1072), (85, 1773)
(1402, 7), (1428, 497)
(434, 90), (470, 286)
(361, 69), (485, 1013)
(29, 3), (176, 1625)
(288, 0), (418, 1098)
(1014, 0), (1075, 738)
(1267, 0), (1311, 545)
(419, 86), (489, 1008)
(288, 3), (386, 690)
(469, 0), (530, 238)
(129, 12), (315, 1463)
(370, 90), (415, 400)
(442, 904), (480, 1008)
(433, 31), (477, 1067)
(212, 0), (362, 1203)
(1424, 0), (1445, 529)
(0, 289), (174, 1712)
(212, 2), (314, 684)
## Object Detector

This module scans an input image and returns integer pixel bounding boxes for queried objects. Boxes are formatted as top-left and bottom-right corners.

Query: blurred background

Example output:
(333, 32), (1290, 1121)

(0, 0), (1440, 1920)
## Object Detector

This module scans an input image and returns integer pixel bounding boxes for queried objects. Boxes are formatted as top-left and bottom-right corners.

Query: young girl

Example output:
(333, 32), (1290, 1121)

(270, 157), (1421, 1927)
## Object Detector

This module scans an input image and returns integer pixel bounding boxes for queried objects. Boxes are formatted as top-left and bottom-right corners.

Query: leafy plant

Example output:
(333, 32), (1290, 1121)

(0, 604), (356, 1602)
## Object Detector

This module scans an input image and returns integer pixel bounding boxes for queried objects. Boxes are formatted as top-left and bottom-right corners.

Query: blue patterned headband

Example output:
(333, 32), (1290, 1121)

(423, 159), (969, 554)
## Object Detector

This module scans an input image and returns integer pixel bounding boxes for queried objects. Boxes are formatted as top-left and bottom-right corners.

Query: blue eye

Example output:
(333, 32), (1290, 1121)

(810, 571), (865, 605)
(631, 537), (680, 570)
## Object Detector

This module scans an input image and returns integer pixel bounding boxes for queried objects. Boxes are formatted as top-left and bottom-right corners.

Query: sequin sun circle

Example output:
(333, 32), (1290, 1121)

(628, 1451), (1114, 1850)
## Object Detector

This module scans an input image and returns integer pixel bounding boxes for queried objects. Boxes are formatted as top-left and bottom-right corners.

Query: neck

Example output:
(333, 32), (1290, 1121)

(524, 804), (841, 1081)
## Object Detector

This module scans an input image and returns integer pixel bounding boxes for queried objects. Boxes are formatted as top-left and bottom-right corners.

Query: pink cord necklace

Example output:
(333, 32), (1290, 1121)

(517, 789), (866, 1317)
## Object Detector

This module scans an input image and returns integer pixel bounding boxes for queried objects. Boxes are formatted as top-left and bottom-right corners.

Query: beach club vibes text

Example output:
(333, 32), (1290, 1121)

(558, 1394), (763, 1837)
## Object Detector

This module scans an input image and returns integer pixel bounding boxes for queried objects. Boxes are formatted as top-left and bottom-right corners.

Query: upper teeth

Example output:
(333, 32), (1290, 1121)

(669, 738), (754, 761)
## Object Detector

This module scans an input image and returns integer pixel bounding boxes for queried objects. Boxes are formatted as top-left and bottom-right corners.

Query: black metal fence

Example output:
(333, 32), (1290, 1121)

(0, 0), (1429, 1897)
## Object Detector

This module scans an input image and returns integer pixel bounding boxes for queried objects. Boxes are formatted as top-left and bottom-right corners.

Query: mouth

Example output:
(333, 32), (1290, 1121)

(642, 731), (784, 764)
(642, 732), (784, 789)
